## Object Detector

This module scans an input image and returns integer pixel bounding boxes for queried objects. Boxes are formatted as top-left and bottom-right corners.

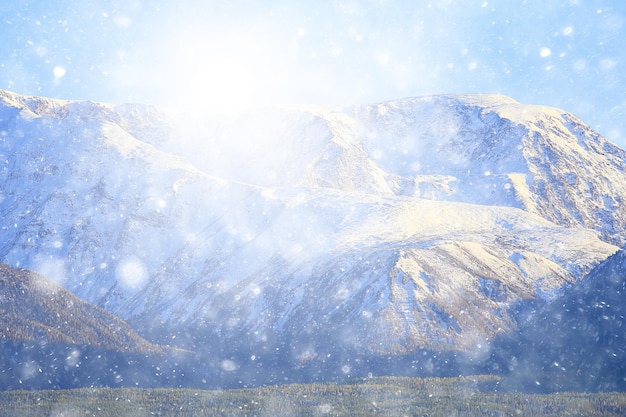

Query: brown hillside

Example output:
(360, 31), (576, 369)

(0, 263), (164, 354)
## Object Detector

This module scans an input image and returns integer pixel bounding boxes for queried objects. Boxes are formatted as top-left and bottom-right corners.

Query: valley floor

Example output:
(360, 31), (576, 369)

(1, 375), (625, 417)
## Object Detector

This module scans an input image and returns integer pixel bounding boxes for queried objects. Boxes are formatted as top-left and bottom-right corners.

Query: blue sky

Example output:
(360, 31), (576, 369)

(1, 1), (625, 146)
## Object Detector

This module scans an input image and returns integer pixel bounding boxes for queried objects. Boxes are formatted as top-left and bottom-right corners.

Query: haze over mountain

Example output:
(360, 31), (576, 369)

(0, 89), (625, 382)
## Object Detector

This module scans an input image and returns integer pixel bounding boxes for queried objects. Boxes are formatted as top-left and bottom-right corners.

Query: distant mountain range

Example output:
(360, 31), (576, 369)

(1, 89), (625, 390)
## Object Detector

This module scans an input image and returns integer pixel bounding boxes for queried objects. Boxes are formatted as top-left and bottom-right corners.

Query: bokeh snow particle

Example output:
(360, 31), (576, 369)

(220, 359), (238, 372)
(599, 59), (617, 71)
(35, 258), (67, 286)
(113, 15), (132, 28)
(115, 256), (149, 291)
(53, 66), (66, 79)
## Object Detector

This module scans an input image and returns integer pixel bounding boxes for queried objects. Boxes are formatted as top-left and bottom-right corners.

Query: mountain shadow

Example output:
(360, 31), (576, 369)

(488, 249), (626, 392)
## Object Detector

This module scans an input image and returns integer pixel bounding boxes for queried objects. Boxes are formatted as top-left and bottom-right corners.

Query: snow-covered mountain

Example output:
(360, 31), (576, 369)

(0, 89), (623, 362)
(162, 94), (626, 245)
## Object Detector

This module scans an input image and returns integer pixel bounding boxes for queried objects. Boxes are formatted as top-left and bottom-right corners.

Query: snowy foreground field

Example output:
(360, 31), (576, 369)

(1, 376), (626, 417)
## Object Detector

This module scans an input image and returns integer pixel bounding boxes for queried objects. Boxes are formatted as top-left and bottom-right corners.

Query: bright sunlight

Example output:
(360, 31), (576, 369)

(157, 28), (288, 113)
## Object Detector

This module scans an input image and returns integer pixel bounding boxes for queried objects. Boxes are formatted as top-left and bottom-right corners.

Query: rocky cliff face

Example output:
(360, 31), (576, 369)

(0, 89), (623, 361)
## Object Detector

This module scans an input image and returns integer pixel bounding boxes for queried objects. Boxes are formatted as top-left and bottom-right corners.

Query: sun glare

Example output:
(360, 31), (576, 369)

(162, 33), (283, 113)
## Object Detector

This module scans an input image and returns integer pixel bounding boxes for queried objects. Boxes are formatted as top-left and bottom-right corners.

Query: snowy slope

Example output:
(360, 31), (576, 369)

(0, 89), (623, 358)
(132, 192), (612, 354)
